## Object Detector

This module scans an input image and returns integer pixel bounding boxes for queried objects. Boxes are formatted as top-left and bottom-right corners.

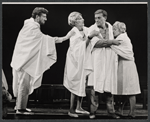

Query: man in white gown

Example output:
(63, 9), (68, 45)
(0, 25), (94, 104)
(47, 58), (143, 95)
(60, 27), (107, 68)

(10, 7), (60, 114)
(87, 9), (121, 119)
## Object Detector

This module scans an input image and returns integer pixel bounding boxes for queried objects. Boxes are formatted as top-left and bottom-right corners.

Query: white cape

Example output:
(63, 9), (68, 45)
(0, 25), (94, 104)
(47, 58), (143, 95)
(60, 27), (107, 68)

(88, 23), (118, 94)
(11, 18), (57, 96)
(63, 27), (93, 97)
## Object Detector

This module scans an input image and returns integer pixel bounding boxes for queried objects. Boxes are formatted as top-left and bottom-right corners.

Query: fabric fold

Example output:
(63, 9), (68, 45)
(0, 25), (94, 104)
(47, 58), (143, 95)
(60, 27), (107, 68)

(111, 33), (141, 95)
(63, 27), (93, 97)
(111, 32), (134, 61)
(87, 22), (118, 94)
(11, 18), (57, 96)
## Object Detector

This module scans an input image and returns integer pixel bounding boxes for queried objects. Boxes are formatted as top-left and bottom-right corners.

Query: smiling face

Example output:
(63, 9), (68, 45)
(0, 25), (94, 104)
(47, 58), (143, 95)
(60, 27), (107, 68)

(95, 13), (106, 27)
(36, 13), (47, 25)
(75, 14), (84, 28)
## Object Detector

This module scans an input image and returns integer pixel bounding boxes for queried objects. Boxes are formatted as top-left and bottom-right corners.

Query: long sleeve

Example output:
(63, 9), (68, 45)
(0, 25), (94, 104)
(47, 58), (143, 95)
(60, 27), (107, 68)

(94, 39), (112, 48)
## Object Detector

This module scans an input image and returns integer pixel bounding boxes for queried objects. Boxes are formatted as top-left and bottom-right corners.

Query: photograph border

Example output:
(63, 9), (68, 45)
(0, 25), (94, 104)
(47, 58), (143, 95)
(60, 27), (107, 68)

(0, 0), (149, 122)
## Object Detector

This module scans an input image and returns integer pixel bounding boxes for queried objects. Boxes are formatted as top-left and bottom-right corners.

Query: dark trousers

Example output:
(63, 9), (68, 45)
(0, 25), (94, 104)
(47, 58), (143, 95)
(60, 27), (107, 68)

(89, 88), (115, 114)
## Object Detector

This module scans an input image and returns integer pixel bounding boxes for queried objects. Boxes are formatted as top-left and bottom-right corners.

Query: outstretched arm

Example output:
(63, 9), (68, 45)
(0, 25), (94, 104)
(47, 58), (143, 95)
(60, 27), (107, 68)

(55, 30), (75, 43)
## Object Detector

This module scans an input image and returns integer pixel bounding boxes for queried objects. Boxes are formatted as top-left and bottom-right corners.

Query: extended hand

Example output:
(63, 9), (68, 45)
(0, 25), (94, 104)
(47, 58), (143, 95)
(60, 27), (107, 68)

(54, 37), (59, 42)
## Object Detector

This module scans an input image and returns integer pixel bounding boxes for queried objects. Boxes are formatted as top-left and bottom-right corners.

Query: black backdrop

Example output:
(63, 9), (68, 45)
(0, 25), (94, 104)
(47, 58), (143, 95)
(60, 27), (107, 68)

(2, 4), (147, 88)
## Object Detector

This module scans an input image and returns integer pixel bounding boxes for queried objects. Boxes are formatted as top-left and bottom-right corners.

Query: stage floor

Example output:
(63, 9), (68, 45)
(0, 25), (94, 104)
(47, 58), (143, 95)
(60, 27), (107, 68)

(4, 104), (148, 120)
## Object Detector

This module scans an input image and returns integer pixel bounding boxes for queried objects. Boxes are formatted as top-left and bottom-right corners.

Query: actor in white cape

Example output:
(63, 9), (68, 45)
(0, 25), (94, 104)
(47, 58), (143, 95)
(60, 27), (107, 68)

(10, 7), (59, 114)
(56, 12), (93, 118)
(111, 21), (141, 118)
(87, 9), (121, 119)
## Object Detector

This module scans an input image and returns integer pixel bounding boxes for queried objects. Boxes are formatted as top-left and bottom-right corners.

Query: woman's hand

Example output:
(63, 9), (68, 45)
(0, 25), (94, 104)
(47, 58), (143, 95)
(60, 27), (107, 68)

(54, 37), (63, 43)
(54, 37), (59, 41)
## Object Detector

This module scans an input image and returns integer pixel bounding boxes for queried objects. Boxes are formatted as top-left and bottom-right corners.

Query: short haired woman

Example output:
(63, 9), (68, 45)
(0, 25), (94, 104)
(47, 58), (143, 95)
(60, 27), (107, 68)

(56, 12), (92, 117)
(111, 21), (141, 118)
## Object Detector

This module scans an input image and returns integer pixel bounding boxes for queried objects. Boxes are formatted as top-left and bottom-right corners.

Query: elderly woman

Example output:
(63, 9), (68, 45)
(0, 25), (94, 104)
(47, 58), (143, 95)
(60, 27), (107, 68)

(111, 21), (141, 118)
(56, 12), (93, 117)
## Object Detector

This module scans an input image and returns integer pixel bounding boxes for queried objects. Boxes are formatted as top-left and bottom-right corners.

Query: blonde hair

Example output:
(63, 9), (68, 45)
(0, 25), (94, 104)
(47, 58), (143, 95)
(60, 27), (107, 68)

(113, 21), (126, 33)
(68, 12), (82, 27)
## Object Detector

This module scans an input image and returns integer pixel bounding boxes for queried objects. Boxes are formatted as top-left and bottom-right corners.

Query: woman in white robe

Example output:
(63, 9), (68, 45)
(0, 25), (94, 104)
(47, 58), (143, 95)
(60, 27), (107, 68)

(56, 12), (93, 117)
(111, 21), (141, 118)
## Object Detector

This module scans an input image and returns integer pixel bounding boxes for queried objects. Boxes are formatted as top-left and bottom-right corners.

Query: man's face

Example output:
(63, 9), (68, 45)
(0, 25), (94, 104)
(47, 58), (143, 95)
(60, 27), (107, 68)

(95, 13), (106, 27)
(38, 13), (47, 25)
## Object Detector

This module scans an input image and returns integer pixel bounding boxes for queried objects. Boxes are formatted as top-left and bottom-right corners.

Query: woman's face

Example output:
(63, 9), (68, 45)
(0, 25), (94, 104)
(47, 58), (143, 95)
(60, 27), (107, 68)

(113, 25), (121, 37)
(75, 14), (84, 28)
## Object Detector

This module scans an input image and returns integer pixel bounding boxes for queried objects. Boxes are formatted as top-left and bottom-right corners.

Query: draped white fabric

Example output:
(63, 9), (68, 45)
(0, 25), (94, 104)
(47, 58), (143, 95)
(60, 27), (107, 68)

(63, 27), (93, 97)
(111, 32), (134, 61)
(11, 18), (57, 96)
(111, 33), (141, 95)
(88, 22), (118, 94)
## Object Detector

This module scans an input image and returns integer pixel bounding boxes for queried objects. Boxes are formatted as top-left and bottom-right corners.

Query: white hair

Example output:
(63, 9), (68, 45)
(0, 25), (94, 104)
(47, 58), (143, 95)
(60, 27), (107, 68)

(68, 11), (81, 27)
(113, 21), (126, 33)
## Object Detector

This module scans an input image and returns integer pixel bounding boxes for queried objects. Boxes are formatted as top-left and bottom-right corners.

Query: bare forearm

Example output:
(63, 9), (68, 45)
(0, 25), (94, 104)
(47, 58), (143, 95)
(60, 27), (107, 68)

(55, 36), (68, 43)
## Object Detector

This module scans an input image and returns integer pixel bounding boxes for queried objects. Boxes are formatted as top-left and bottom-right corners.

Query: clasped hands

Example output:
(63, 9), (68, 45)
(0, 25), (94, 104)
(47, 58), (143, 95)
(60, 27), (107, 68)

(53, 37), (63, 43)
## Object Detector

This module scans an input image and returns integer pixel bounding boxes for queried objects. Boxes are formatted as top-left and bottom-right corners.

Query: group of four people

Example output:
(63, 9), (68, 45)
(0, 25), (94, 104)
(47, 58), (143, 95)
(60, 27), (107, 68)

(10, 7), (141, 119)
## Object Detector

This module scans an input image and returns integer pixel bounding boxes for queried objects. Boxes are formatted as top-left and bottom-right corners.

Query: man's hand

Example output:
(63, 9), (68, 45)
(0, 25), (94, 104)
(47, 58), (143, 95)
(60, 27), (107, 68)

(89, 30), (100, 39)
(112, 40), (122, 46)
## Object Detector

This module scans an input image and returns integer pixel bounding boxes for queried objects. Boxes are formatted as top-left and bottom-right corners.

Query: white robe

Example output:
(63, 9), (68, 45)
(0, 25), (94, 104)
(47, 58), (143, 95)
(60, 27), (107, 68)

(63, 27), (93, 97)
(10, 18), (57, 97)
(111, 33), (141, 95)
(88, 23), (118, 94)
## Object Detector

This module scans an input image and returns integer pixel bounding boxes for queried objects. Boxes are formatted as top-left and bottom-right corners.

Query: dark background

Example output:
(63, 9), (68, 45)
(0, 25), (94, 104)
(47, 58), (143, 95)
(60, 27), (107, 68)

(2, 4), (147, 89)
